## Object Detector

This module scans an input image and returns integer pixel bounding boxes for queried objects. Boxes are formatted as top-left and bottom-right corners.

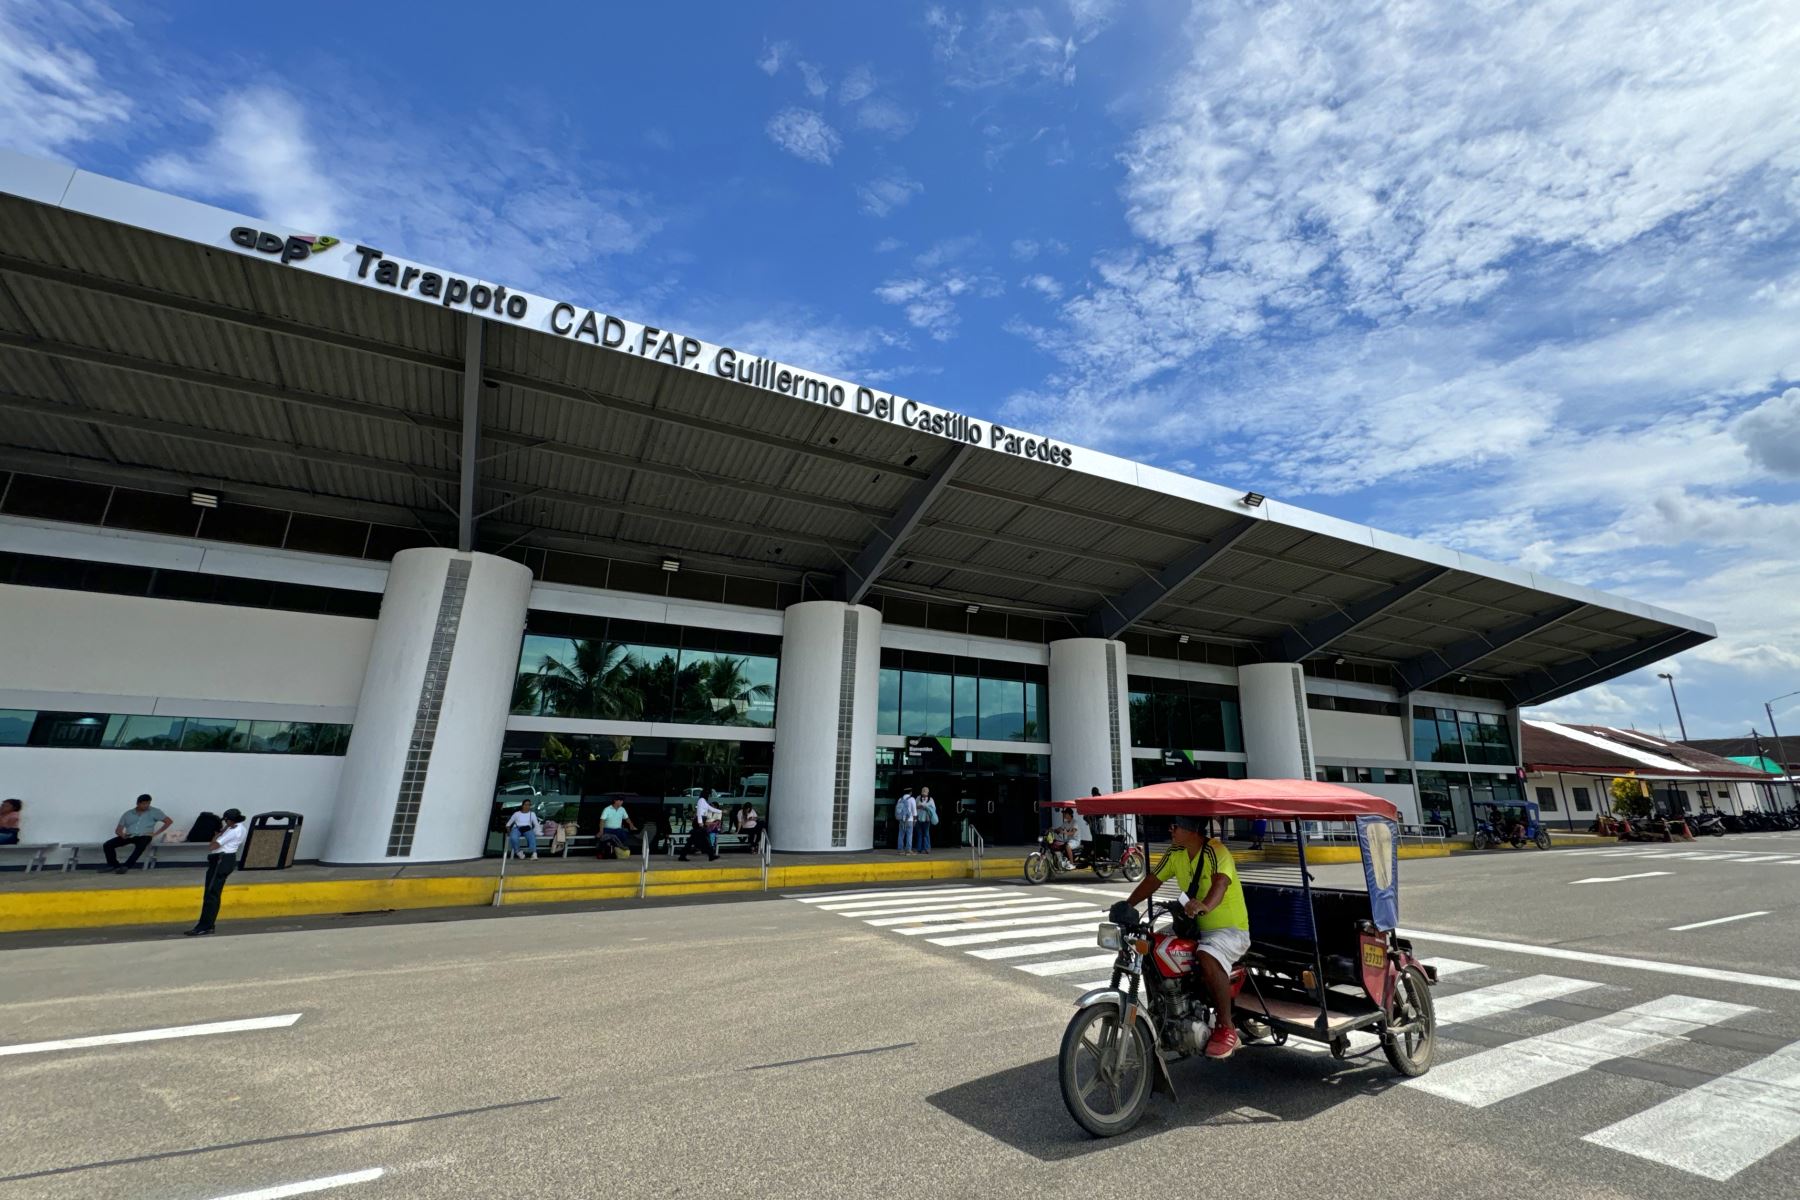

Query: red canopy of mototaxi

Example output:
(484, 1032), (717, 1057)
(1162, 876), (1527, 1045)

(1076, 777), (1399, 822)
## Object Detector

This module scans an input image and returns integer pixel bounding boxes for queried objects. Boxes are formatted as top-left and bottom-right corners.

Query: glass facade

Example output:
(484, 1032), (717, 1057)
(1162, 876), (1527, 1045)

(1411, 706), (1515, 765)
(512, 616), (779, 728)
(1317, 766), (1415, 785)
(1127, 676), (1243, 752)
(874, 745), (1049, 846)
(489, 731), (774, 854)
(876, 650), (1049, 742)
(0, 708), (350, 754)
(1417, 769), (1525, 835)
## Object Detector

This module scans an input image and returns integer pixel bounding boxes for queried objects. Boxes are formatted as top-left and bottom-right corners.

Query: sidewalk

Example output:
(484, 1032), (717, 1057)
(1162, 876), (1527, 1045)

(0, 846), (1031, 933)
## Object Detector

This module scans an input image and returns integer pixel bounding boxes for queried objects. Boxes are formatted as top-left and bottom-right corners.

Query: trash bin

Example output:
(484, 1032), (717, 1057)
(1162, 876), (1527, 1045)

(240, 811), (303, 870)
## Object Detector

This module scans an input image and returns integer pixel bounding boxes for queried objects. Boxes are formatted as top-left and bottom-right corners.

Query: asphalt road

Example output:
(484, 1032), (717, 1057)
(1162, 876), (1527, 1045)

(5, 837), (1800, 1200)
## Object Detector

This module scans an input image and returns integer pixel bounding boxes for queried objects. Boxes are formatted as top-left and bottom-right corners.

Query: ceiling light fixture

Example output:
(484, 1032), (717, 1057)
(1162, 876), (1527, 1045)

(1334, 656), (1346, 666)
(965, 604), (980, 614)
(189, 489), (219, 509)
(1240, 491), (1265, 508)
(1178, 634), (1191, 645)
(660, 558), (681, 573)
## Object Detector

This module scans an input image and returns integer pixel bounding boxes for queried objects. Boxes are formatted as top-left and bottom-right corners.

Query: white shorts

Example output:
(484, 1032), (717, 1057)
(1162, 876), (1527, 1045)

(1196, 926), (1252, 974)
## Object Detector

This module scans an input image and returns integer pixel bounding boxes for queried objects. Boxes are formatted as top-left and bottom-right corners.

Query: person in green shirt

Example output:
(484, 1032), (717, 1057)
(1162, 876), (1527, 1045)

(1118, 815), (1251, 1059)
(597, 796), (636, 858)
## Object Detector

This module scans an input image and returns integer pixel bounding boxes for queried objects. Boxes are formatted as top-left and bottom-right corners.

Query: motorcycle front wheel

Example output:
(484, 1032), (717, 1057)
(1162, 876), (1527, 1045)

(1023, 852), (1051, 885)
(1091, 859), (1117, 880)
(1060, 1004), (1156, 1137)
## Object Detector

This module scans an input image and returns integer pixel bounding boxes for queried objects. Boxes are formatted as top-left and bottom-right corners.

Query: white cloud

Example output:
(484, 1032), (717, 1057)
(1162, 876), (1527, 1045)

(927, 5), (1080, 88)
(716, 311), (908, 380)
(1733, 387), (1800, 476)
(765, 107), (842, 165)
(1066, 0), (1121, 40)
(0, 0), (130, 158)
(855, 96), (917, 138)
(858, 169), (924, 217)
(1021, 272), (1063, 299)
(141, 87), (345, 230)
(839, 64), (877, 104)
(876, 244), (1003, 340)
(757, 39), (790, 75)
(798, 60), (827, 98)
(873, 236), (904, 253)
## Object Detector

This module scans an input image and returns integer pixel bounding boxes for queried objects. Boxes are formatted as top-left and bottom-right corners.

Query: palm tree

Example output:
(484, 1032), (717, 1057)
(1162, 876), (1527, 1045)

(683, 655), (776, 726)
(534, 639), (644, 720)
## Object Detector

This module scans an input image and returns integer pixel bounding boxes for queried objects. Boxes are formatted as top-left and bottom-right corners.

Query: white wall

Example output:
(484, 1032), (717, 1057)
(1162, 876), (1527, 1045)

(770, 601), (882, 851)
(0, 584), (374, 711)
(1239, 663), (1315, 779)
(1309, 710), (1407, 761)
(0, 747), (344, 851)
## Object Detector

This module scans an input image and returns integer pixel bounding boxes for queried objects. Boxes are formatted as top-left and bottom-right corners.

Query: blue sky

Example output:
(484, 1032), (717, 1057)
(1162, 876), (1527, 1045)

(4, 0), (1799, 741)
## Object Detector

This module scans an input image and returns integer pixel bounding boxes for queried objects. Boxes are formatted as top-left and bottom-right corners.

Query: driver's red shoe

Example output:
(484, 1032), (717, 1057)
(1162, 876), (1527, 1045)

(1204, 1027), (1239, 1059)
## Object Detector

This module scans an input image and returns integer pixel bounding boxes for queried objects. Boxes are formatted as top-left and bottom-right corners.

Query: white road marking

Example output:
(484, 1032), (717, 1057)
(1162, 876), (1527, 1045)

(828, 895), (1055, 917)
(1406, 995), (1754, 1108)
(1669, 911), (1771, 932)
(1730, 855), (1790, 863)
(1433, 975), (1602, 1025)
(894, 908), (1101, 935)
(793, 886), (982, 903)
(1583, 1040), (1800, 1180)
(969, 937), (1107, 961)
(207, 1168), (384, 1200)
(816, 892), (1036, 913)
(1427, 958), (1485, 978)
(1399, 929), (1800, 994)
(0, 1013), (301, 1058)
(1569, 872), (1673, 884)
(861, 901), (1088, 926)
(1015, 953), (1122, 977)
(1045, 883), (1139, 898)
(928, 923), (1102, 946)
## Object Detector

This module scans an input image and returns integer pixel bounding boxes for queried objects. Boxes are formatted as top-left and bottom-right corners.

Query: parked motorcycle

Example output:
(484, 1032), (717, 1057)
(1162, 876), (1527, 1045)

(1688, 812), (1727, 837)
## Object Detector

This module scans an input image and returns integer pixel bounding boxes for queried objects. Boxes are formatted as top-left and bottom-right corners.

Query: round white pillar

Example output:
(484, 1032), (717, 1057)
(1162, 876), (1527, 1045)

(1238, 662), (1317, 780)
(323, 548), (531, 863)
(1049, 638), (1132, 812)
(769, 600), (882, 851)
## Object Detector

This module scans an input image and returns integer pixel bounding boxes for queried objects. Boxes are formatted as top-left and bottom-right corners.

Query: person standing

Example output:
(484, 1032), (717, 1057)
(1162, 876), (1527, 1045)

(505, 798), (541, 859)
(104, 794), (173, 873)
(680, 794), (723, 861)
(0, 798), (21, 845)
(915, 789), (937, 855)
(894, 789), (917, 854)
(184, 808), (245, 936)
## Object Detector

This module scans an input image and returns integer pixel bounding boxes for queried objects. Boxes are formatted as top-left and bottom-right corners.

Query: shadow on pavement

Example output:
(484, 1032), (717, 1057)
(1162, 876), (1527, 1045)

(927, 1044), (1404, 1160)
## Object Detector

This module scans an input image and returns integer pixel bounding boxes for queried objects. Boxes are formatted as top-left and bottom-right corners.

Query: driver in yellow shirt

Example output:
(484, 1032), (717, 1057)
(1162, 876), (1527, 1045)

(1119, 815), (1251, 1059)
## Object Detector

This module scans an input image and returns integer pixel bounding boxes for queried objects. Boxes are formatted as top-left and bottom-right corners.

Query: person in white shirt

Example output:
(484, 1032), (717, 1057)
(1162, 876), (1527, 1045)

(505, 799), (541, 860)
(680, 795), (724, 861)
(894, 790), (917, 854)
(185, 808), (245, 937)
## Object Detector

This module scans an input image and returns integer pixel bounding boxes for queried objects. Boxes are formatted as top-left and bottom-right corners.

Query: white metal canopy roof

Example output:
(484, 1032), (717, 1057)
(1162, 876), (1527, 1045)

(0, 150), (1714, 707)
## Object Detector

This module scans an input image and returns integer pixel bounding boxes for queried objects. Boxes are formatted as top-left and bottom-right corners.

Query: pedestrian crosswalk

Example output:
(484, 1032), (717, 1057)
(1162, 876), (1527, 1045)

(789, 883), (1800, 1182)
(1562, 845), (1800, 865)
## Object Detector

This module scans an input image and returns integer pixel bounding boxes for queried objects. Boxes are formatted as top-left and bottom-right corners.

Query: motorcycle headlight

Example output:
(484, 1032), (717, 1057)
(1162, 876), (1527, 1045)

(1096, 922), (1122, 951)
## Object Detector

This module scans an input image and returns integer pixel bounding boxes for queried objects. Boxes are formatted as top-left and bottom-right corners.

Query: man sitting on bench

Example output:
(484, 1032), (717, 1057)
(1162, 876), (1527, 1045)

(104, 794), (173, 873)
(1116, 816), (1251, 1060)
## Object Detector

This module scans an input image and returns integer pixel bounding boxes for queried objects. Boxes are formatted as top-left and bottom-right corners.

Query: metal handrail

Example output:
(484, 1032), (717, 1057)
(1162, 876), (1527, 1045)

(492, 841), (510, 907)
(639, 823), (656, 899)
(969, 828), (986, 877)
(761, 829), (773, 890)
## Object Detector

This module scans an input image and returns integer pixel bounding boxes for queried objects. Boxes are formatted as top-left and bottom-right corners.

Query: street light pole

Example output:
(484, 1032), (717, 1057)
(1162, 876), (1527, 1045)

(1657, 672), (1689, 742)
(1766, 690), (1800, 811)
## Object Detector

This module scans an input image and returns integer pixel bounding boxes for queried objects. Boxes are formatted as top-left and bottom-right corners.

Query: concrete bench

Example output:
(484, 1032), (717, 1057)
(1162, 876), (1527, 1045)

(146, 842), (218, 868)
(0, 842), (64, 872)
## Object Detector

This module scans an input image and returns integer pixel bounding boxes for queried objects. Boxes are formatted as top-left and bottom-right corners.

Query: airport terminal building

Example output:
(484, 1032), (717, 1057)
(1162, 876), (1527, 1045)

(0, 150), (1717, 862)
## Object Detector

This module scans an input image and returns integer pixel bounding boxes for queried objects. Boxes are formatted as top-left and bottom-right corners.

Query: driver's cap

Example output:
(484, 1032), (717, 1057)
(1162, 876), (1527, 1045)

(1172, 816), (1205, 833)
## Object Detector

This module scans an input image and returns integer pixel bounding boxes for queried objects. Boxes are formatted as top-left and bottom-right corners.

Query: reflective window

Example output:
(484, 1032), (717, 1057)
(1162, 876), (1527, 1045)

(108, 714), (187, 750)
(1127, 677), (1242, 752)
(0, 709), (33, 746)
(512, 619), (780, 728)
(901, 670), (953, 737)
(180, 718), (237, 751)
(878, 651), (1049, 742)
(952, 674), (979, 738)
(978, 677), (1026, 741)
(29, 711), (110, 748)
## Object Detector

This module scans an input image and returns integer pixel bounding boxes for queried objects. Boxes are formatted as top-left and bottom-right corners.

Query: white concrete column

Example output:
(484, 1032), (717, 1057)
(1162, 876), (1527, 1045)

(1049, 638), (1131, 808)
(770, 600), (882, 851)
(1239, 662), (1317, 780)
(323, 548), (531, 863)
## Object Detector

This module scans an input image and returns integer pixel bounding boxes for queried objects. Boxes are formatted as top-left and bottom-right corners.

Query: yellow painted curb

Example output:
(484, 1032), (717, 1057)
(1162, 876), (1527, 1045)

(1261, 843), (1451, 864)
(0, 854), (1040, 932)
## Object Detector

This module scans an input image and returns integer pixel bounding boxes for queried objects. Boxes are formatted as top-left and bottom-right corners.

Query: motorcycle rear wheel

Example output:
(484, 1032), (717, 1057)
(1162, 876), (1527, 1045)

(1023, 852), (1051, 885)
(1534, 830), (1552, 850)
(1120, 848), (1147, 883)
(1060, 1004), (1156, 1137)
(1091, 860), (1117, 880)
(1382, 965), (1436, 1077)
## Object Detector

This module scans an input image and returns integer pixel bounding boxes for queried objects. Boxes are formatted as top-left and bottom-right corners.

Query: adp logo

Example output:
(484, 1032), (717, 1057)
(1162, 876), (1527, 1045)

(229, 226), (341, 264)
